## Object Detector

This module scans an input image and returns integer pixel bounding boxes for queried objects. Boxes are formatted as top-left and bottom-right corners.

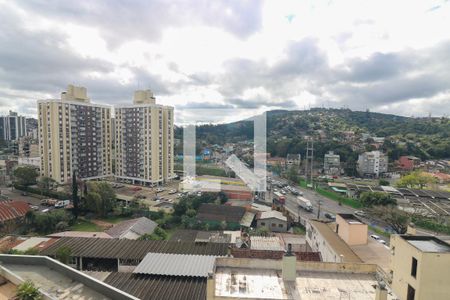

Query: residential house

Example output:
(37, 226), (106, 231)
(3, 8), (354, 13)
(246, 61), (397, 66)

(106, 217), (158, 240)
(256, 210), (288, 232)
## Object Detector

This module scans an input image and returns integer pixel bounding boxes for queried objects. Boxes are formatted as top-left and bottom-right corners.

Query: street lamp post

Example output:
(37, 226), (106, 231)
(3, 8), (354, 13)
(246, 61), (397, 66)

(317, 200), (322, 219)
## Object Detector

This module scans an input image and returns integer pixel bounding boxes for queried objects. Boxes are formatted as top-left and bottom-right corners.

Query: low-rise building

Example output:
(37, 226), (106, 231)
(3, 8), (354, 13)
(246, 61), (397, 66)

(256, 210), (288, 232)
(0, 201), (30, 233)
(105, 217), (158, 240)
(306, 220), (362, 263)
(397, 156), (420, 171)
(390, 235), (450, 300)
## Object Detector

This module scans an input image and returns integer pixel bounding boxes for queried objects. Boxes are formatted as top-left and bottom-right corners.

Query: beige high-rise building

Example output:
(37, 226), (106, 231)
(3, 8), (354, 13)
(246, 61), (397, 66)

(38, 85), (112, 183)
(115, 90), (174, 185)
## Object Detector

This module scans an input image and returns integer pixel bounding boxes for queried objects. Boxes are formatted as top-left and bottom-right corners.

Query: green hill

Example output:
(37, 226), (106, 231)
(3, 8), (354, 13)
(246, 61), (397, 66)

(175, 108), (450, 165)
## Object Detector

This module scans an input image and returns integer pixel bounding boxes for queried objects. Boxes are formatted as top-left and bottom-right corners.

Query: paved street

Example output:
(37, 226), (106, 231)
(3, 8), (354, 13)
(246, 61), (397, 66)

(269, 175), (391, 244)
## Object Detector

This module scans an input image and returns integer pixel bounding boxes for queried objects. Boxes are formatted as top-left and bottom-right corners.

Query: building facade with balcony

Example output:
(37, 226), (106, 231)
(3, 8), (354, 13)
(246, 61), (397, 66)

(115, 90), (174, 185)
(37, 85), (112, 183)
(0, 111), (27, 141)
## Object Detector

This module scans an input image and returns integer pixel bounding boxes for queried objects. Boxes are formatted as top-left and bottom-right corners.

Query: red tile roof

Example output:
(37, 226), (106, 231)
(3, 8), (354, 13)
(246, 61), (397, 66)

(0, 201), (30, 222)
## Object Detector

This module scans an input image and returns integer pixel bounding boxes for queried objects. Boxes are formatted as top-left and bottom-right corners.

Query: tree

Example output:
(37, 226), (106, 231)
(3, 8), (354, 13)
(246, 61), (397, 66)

(379, 179), (390, 186)
(396, 171), (438, 189)
(360, 192), (396, 207)
(220, 220), (227, 230)
(286, 166), (299, 183)
(84, 182), (116, 217)
(139, 227), (168, 241)
(218, 191), (228, 204)
(13, 166), (39, 186)
(71, 170), (80, 219)
(37, 176), (56, 192)
(16, 280), (42, 300)
(370, 206), (409, 234)
(55, 246), (72, 264)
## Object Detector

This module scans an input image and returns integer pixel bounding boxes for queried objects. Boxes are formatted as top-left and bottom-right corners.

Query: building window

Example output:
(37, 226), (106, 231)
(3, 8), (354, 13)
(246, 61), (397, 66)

(407, 284), (415, 300)
(261, 222), (265, 226)
(411, 257), (417, 278)
(271, 223), (276, 227)
(278, 224), (283, 228)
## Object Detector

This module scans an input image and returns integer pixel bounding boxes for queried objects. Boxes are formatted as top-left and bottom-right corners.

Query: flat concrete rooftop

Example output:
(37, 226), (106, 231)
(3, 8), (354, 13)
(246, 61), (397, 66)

(215, 267), (396, 300)
(4, 264), (109, 299)
(403, 235), (450, 253)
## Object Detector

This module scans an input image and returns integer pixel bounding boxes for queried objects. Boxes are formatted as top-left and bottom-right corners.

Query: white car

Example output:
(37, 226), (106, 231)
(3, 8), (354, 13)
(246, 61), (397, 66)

(378, 239), (387, 245)
(370, 234), (380, 240)
(354, 210), (366, 217)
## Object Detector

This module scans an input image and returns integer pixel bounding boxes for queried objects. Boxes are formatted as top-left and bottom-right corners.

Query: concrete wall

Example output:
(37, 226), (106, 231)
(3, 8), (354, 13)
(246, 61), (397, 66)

(215, 257), (378, 274)
(390, 235), (450, 300)
(336, 215), (368, 246)
(306, 222), (343, 263)
(0, 255), (138, 300)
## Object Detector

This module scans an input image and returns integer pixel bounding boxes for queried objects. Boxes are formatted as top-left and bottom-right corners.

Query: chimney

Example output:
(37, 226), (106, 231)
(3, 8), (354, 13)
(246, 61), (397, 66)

(406, 223), (416, 235)
(375, 281), (388, 300)
(282, 244), (296, 281)
(206, 272), (215, 300)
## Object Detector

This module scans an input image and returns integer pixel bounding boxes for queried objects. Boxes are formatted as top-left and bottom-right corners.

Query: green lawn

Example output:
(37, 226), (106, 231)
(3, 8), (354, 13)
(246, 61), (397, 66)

(69, 220), (102, 232)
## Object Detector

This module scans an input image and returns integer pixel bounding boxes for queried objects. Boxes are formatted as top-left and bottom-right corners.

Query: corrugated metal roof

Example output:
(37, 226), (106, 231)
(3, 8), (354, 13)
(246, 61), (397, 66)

(106, 217), (157, 238)
(40, 237), (229, 259)
(104, 273), (206, 300)
(133, 253), (216, 277)
(258, 210), (287, 222)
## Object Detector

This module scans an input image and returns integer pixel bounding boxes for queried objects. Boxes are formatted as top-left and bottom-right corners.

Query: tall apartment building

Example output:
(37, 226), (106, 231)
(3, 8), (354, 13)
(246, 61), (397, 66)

(0, 111), (27, 141)
(323, 151), (340, 175)
(390, 235), (450, 300)
(115, 90), (174, 185)
(357, 150), (388, 178)
(38, 85), (112, 183)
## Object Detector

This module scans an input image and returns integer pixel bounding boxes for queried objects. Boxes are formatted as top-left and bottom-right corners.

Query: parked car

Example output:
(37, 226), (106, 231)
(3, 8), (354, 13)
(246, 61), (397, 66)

(354, 210), (366, 217)
(324, 213), (335, 220)
(168, 189), (177, 195)
(55, 200), (70, 209)
(370, 234), (380, 240)
(155, 188), (164, 193)
(378, 239), (387, 245)
(30, 205), (39, 211)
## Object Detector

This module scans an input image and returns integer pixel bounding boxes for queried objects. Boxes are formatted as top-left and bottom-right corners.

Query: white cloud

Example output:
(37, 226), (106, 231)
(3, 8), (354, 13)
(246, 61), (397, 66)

(0, 0), (449, 122)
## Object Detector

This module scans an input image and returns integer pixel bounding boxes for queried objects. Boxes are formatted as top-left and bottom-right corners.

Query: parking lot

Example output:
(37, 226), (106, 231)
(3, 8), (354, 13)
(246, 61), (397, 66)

(111, 180), (182, 208)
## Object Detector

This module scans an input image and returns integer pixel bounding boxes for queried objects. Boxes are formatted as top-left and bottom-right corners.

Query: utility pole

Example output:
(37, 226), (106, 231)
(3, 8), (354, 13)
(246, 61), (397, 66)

(305, 139), (314, 188)
(317, 199), (322, 219)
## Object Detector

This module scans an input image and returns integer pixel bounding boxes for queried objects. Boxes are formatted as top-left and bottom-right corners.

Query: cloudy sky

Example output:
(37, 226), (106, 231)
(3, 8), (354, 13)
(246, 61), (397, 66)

(0, 0), (449, 123)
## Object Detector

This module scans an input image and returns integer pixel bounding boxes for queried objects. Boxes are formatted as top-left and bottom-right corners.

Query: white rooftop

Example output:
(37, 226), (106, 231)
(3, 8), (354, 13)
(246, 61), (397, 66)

(133, 253), (217, 277)
(215, 267), (397, 300)
(250, 236), (285, 251)
(259, 210), (287, 222)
